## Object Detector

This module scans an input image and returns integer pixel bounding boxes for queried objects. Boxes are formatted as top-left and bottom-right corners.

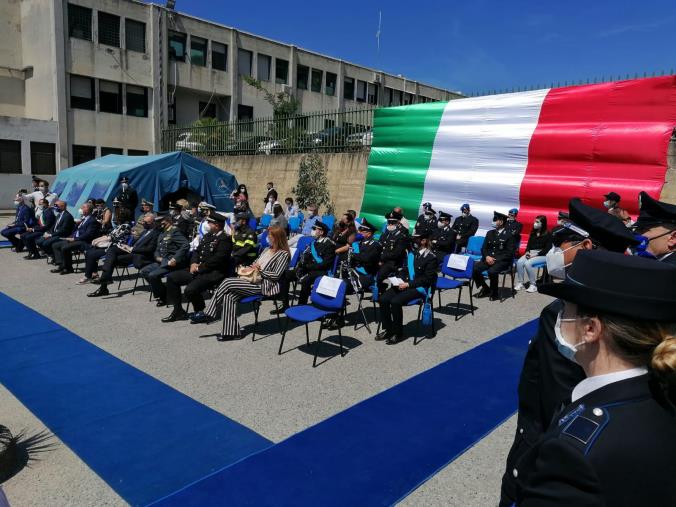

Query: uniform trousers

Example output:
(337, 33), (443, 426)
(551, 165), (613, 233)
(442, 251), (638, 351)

(278, 269), (324, 308)
(53, 240), (89, 271)
(165, 269), (225, 312)
(379, 287), (425, 337)
(140, 262), (183, 301)
(84, 247), (107, 278)
(22, 231), (46, 256)
(98, 245), (149, 284)
(204, 278), (264, 336)
(472, 259), (511, 297)
(1, 226), (26, 251)
(375, 260), (401, 293)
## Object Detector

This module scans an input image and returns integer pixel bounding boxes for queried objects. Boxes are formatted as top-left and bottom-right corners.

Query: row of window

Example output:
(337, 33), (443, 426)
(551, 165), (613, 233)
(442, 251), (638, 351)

(72, 145), (148, 166)
(70, 75), (149, 117)
(68, 3), (146, 52)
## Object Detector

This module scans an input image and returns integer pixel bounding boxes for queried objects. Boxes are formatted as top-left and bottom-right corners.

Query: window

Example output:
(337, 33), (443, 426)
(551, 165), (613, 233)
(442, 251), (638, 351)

(168, 31), (187, 61)
(0, 140), (22, 174)
(168, 102), (176, 124)
(212, 42), (227, 71)
(126, 85), (148, 117)
(311, 69), (322, 92)
(257, 54), (271, 81)
(72, 145), (96, 166)
(99, 80), (122, 114)
(30, 142), (56, 175)
(367, 83), (378, 105)
(98, 12), (120, 47)
(199, 101), (216, 119)
(325, 72), (337, 96)
(343, 77), (355, 100)
(392, 89), (402, 106)
(70, 75), (95, 110)
(101, 147), (123, 156)
(125, 19), (145, 53)
(190, 36), (207, 66)
(128, 149), (148, 156)
(238, 49), (252, 76)
(297, 65), (309, 90)
(384, 87), (392, 106)
(404, 92), (413, 105)
(68, 4), (92, 41)
(356, 80), (367, 102)
(275, 58), (288, 84)
(237, 104), (253, 121)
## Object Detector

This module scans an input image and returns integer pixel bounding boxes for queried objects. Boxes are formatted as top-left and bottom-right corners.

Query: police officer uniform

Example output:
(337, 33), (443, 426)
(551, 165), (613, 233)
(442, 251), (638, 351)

(376, 211), (410, 293)
(414, 202), (437, 236)
(499, 199), (640, 507)
(163, 213), (233, 322)
(511, 251), (676, 507)
(231, 213), (258, 267)
(431, 211), (455, 262)
(131, 199), (155, 240)
(115, 176), (138, 215)
(350, 218), (382, 289)
(471, 211), (516, 301)
(505, 208), (524, 250)
(632, 191), (676, 265)
(376, 231), (437, 344)
(451, 203), (479, 252)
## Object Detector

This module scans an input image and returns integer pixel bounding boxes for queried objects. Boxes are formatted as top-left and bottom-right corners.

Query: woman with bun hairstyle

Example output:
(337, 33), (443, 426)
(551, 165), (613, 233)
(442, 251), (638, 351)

(512, 249), (676, 507)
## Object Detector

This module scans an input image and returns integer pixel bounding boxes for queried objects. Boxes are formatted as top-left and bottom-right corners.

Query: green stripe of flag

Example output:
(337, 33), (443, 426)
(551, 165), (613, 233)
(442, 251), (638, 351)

(360, 102), (447, 230)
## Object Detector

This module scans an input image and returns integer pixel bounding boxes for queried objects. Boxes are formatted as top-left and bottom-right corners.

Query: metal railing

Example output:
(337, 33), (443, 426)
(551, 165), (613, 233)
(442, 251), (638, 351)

(162, 107), (375, 156)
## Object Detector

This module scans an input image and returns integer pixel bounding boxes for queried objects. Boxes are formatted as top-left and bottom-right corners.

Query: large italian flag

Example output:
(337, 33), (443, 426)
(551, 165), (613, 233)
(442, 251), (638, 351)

(360, 76), (676, 246)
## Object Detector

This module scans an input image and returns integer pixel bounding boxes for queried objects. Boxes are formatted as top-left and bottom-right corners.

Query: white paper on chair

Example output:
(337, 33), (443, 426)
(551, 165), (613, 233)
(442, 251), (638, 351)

(387, 276), (405, 286)
(316, 275), (342, 297)
(447, 254), (469, 271)
(289, 247), (297, 260)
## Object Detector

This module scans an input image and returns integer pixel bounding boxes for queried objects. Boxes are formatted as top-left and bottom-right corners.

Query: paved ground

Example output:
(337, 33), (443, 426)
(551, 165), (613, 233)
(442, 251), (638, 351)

(0, 248), (551, 506)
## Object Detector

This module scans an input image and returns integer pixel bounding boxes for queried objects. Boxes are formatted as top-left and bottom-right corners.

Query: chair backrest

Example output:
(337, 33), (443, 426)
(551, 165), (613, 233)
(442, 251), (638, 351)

(328, 255), (340, 276)
(288, 216), (301, 233)
(248, 217), (257, 230)
(259, 230), (269, 249)
(311, 276), (346, 311)
(321, 214), (335, 231)
(290, 235), (314, 268)
(466, 235), (485, 256)
(260, 214), (272, 227)
(441, 254), (475, 279)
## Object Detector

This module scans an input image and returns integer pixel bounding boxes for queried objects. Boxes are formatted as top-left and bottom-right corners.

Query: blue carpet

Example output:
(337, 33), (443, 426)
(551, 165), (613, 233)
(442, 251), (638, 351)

(0, 292), (272, 506)
(153, 319), (537, 507)
(0, 240), (11, 248)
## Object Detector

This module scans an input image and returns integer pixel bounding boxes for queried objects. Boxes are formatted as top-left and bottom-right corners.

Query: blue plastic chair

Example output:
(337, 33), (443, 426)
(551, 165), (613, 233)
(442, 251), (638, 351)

(279, 277), (347, 367)
(248, 217), (257, 231)
(437, 255), (475, 320)
(321, 214), (335, 231)
(259, 229), (269, 249)
(288, 216), (301, 234)
(466, 235), (484, 260)
(290, 236), (314, 268)
(234, 294), (282, 342)
(257, 214), (272, 231)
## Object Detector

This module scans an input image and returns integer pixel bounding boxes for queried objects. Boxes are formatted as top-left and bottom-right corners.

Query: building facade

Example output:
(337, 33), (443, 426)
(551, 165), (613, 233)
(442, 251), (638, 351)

(0, 0), (461, 201)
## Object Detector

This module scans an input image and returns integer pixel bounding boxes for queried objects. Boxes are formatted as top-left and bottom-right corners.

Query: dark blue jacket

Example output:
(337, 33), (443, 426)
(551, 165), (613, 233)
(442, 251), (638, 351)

(34, 207), (55, 233)
(71, 215), (101, 243)
(51, 210), (76, 238)
(13, 204), (35, 229)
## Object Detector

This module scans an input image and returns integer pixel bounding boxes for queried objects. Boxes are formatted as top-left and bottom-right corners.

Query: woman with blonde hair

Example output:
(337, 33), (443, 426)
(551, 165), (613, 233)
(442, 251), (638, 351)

(513, 250), (676, 506)
(190, 225), (290, 341)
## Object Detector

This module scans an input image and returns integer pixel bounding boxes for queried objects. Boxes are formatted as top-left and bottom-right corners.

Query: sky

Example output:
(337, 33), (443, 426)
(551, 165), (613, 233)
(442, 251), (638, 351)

(151, 0), (675, 95)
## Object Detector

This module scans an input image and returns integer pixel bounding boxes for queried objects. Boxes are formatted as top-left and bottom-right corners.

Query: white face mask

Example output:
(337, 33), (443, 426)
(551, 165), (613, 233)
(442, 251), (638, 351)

(554, 309), (586, 363)
(603, 200), (612, 209)
(78, 208), (84, 217)
(203, 223), (212, 234)
(268, 197), (274, 203)
(545, 243), (578, 279)
(533, 221), (542, 230)
(491, 221), (498, 228)
(122, 183), (129, 191)
(437, 222), (445, 229)
(386, 224), (397, 232)
(308, 210), (316, 217)
(462, 211), (469, 216)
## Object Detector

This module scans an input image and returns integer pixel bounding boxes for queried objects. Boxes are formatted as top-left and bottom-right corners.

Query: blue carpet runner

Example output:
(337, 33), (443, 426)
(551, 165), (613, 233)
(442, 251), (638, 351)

(0, 292), (272, 506)
(153, 319), (537, 506)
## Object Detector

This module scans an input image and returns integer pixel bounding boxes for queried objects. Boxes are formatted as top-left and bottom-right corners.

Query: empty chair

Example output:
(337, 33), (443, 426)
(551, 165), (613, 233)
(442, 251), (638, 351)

(437, 254), (475, 320)
(320, 215), (335, 231)
(465, 235), (485, 260)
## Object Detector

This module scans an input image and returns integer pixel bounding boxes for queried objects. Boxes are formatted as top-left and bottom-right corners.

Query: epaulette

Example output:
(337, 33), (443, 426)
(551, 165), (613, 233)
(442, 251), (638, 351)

(557, 404), (609, 455)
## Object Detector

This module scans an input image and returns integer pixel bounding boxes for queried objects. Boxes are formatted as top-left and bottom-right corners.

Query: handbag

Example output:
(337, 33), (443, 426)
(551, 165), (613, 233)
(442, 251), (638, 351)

(237, 265), (262, 284)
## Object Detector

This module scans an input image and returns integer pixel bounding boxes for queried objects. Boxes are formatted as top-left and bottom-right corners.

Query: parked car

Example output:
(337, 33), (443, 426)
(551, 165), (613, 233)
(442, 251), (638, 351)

(346, 130), (373, 147)
(226, 136), (274, 155)
(175, 132), (205, 152)
(309, 126), (368, 149)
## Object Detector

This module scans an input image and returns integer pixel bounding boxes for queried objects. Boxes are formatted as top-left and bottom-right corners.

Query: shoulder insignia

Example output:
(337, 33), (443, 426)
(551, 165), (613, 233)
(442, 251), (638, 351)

(562, 415), (599, 445)
(559, 405), (609, 454)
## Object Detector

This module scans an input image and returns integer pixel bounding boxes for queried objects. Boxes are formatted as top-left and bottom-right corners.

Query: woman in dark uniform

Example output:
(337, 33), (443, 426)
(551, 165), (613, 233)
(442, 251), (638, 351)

(513, 250), (676, 506)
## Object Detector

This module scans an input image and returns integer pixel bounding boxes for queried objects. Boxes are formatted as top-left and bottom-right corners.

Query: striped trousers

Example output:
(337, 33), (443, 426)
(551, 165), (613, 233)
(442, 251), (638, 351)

(204, 277), (262, 336)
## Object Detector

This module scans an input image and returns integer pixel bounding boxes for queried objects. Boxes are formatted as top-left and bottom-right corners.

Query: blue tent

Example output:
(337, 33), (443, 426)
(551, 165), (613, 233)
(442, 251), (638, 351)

(52, 151), (238, 213)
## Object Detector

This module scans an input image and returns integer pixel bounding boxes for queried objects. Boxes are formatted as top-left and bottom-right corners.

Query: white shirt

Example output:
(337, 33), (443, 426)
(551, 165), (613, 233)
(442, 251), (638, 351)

(571, 366), (648, 402)
(263, 200), (279, 216)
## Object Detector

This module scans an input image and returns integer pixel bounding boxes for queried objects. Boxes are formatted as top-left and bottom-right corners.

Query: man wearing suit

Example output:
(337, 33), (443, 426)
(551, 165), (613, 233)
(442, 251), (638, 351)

(87, 214), (160, 297)
(36, 200), (76, 260)
(1, 193), (35, 252)
(140, 213), (190, 305)
(50, 202), (101, 274)
(22, 198), (55, 259)
(161, 213), (233, 322)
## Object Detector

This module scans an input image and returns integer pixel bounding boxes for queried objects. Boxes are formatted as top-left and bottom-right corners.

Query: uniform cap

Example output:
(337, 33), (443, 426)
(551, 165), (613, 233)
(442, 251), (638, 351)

(438, 211), (452, 220)
(634, 191), (676, 230)
(604, 191), (621, 203)
(357, 218), (377, 232)
(120, 176), (130, 183)
(206, 212), (226, 224)
(198, 201), (217, 210)
(493, 211), (508, 221)
(312, 221), (330, 234)
(460, 203), (470, 211)
(385, 210), (403, 221)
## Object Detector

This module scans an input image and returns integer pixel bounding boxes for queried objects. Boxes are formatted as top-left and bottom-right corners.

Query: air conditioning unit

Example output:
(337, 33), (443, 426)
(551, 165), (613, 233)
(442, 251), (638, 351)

(373, 73), (381, 84)
(282, 84), (292, 94)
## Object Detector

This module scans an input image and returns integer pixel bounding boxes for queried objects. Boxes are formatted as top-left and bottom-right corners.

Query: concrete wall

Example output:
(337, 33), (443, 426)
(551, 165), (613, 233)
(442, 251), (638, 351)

(204, 151), (369, 216)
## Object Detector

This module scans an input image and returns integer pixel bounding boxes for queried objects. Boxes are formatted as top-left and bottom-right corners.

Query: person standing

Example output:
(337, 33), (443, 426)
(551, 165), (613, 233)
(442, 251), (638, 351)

(471, 211), (515, 301)
(506, 208), (524, 250)
(602, 191), (621, 213)
(515, 215), (552, 293)
(414, 202), (437, 236)
(451, 203), (479, 252)
(131, 199), (155, 240)
(263, 181), (278, 206)
(115, 176), (138, 216)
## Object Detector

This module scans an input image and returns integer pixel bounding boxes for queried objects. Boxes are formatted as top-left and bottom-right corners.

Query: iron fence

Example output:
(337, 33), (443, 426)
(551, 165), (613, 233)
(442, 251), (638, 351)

(162, 107), (375, 156)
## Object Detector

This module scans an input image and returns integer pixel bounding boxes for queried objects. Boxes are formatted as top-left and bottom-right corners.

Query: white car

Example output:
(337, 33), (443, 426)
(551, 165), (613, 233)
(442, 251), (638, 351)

(346, 130), (373, 147)
(175, 132), (205, 152)
(257, 139), (284, 155)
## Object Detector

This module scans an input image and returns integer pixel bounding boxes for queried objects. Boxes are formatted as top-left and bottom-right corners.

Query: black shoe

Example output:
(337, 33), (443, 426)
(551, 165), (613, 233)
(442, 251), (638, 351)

(162, 310), (187, 323)
(489, 294), (500, 302)
(60, 268), (73, 275)
(50, 267), (62, 273)
(155, 299), (167, 307)
(270, 306), (288, 315)
(475, 287), (490, 298)
(386, 335), (403, 345)
(216, 333), (241, 341)
(375, 330), (393, 341)
(46, 257), (54, 264)
(24, 254), (36, 260)
(87, 286), (109, 297)
(189, 311), (213, 324)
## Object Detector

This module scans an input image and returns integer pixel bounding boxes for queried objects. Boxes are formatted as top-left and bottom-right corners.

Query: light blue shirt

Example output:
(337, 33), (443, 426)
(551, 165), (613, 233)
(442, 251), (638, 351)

(301, 215), (319, 235)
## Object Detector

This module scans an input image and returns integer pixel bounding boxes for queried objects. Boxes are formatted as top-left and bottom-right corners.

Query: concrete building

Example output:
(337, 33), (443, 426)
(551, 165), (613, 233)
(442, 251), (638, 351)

(0, 0), (461, 202)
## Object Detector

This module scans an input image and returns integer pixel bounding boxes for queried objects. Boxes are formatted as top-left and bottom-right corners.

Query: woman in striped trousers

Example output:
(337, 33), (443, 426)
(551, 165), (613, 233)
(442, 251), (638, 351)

(198, 225), (290, 340)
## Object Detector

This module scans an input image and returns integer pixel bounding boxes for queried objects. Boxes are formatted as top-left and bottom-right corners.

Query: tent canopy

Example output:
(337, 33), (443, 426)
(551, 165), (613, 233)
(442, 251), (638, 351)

(52, 151), (238, 213)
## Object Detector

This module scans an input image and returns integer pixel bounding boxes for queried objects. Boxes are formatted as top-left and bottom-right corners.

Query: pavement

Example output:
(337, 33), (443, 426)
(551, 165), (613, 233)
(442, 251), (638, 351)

(0, 247), (551, 506)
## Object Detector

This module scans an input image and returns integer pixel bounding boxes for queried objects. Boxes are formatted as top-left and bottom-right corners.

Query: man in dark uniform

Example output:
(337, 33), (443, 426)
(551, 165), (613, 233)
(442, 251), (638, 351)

(161, 213), (232, 322)
(375, 211), (410, 295)
(414, 202), (437, 236)
(451, 203), (479, 252)
(115, 176), (138, 216)
(375, 231), (437, 345)
(498, 198), (639, 507)
(231, 212), (258, 267)
(632, 191), (676, 265)
(506, 208), (524, 250)
(275, 221), (335, 312)
(140, 212), (190, 305)
(350, 218), (382, 290)
(431, 211), (455, 263)
(471, 211), (515, 301)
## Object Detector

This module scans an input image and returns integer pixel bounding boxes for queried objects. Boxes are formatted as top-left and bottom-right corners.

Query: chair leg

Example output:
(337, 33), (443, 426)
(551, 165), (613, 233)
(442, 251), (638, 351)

(337, 321), (344, 357)
(132, 271), (141, 295)
(272, 298), (282, 334)
(511, 272), (515, 298)
(468, 282), (475, 315)
(117, 266), (127, 290)
(305, 323), (310, 346)
(278, 316), (290, 355)
(313, 320), (325, 368)
(437, 289), (442, 310)
(251, 301), (260, 341)
(455, 286), (463, 321)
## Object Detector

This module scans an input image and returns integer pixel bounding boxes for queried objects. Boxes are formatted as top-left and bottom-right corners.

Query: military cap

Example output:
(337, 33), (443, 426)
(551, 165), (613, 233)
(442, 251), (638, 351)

(206, 212), (226, 224)
(141, 199), (154, 207)
(509, 208), (519, 215)
(312, 221), (330, 234)
(604, 191), (621, 203)
(422, 202), (433, 210)
(438, 211), (452, 221)
(235, 212), (249, 221)
(154, 211), (173, 222)
(198, 201), (217, 210)
(357, 218), (377, 232)
(120, 176), (130, 183)
(558, 211), (570, 220)
(385, 210), (403, 221)
(168, 202), (181, 211)
(634, 191), (676, 230)
(413, 230), (431, 240)
(539, 250), (676, 321)
(493, 211), (509, 222)
(553, 198), (638, 252)
(460, 203), (471, 211)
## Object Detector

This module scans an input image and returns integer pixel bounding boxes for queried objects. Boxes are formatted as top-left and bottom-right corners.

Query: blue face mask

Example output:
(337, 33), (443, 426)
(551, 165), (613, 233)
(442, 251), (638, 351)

(633, 231), (670, 259)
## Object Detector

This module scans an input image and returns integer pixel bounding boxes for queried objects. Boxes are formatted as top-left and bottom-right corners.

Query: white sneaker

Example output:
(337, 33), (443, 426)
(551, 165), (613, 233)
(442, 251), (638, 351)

(526, 285), (538, 293)
(514, 282), (525, 291)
